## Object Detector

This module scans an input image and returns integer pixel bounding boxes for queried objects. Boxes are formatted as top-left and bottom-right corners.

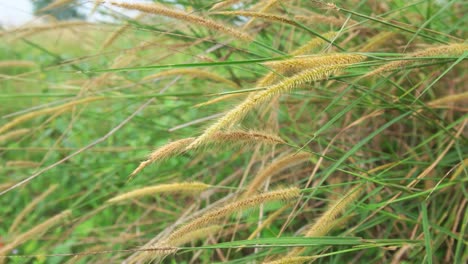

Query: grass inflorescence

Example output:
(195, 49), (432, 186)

(1, 1), (466, 263)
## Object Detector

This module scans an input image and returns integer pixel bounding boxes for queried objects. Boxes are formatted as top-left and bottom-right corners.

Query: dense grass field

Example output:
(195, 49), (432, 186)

(0, 0), (467, 263)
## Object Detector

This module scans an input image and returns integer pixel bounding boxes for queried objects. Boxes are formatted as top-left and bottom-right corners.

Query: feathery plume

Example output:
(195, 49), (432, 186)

(364, 43), (468, 77)
(242, 0), (280, 30)
(110, 2), (252, 41)
(264, 256), (315, 264)
(263, 54), (366, 75)
(130, 131), (285, 178)
(137, 188), (299, 262)
(167, 225), (222, 246)
(0, 128), (30, 143)
(165, 188), (300, 245)
(187, 60), (364, 150)
(295, 14), (357, 28)
(107, 182), (211, 203)
(291, 31), (338, 56)
(212, 11), (299, 26)
(426, 91), (468, 108)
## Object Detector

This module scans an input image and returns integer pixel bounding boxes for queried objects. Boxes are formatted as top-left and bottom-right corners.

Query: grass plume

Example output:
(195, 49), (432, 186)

(364, 43), (468, 77)
(0, 60), (36, 68)
(110, 1), (252, 41)
(107, 182), (211, 203)
(130, 130), (285, 178)
(187, 59), (365, 150)
(164, 187), (300, 245)
(263, 54), (366, 75)
(0, 128), (30, 143)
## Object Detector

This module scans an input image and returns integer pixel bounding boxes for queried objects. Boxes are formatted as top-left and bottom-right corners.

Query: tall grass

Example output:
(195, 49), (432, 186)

(0, 0), (466, 263)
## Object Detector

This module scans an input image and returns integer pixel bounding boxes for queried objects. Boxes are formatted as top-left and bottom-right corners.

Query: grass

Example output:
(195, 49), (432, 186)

(0, 0), (467, 263)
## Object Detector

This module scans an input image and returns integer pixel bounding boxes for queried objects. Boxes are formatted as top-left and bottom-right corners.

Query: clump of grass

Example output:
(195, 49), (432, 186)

(2, 1), (467, 263)
(107, 182), (211, 203)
